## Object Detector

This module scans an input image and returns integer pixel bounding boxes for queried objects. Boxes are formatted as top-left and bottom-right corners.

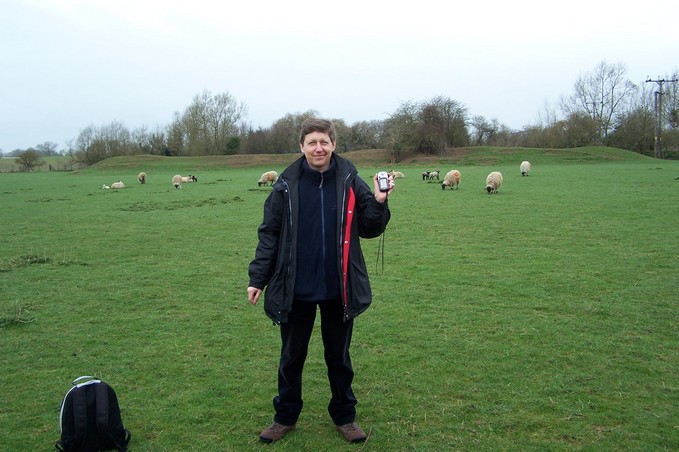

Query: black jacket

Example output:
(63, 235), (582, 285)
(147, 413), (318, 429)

(248, 154), (390, 324)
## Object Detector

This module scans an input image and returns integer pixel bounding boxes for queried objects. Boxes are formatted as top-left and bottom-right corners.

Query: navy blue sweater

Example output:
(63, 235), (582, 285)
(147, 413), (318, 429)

(294, 159), (340, 301)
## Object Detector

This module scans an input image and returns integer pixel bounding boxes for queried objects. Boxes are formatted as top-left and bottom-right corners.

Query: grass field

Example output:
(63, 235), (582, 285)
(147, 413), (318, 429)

(1, 147), (677, 451)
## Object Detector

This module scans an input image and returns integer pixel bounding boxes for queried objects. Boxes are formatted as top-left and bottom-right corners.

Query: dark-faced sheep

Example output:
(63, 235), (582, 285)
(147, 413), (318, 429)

(520, 161), (531, 176)
(258, 170), (278, 187)
(441, 170), (461, 190)
(172, 175), (182, 189)
(485, 171), (503, 194)
(181, 175), (197, 183)
(138, 172), (147, 184)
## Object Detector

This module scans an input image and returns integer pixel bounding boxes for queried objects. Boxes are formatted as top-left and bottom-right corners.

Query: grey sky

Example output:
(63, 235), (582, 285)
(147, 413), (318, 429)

(2, 0), (677, 151)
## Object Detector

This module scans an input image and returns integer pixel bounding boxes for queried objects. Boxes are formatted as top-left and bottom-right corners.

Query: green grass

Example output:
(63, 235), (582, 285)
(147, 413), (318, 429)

(1, 148), (677, 451)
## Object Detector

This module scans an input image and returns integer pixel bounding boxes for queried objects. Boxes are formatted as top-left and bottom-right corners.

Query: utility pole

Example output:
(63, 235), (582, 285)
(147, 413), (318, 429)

(646, 77), (679, 158)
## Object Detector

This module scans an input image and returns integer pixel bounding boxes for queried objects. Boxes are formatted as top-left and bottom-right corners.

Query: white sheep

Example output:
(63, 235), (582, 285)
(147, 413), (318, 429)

(258, 170), (278, 187)
(111, 181), (125, 189)
(520, 161), (531, 176)
(138, 172), (147, 184)
(485, 171), (503, 194)
(181, 175), (197, 183)
(441, 170), (461, 190)
(101, 184), (110, 189)
(428, 170), (440, 181)
(421, 171), (430, 181)
(172, 174), (182, 189)
(389, 170), (405, 179)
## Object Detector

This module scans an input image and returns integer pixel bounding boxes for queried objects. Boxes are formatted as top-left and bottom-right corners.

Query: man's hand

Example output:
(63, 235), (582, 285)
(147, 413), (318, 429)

(247, 286), (262, 305)
(373, 173), (395, 203)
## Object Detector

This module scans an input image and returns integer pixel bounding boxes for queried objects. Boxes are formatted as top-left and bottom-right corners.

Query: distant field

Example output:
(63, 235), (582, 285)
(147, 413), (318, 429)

(0, 155), (76, 172)
(0, 145), (653, 173)
(1, 148), (677, 450)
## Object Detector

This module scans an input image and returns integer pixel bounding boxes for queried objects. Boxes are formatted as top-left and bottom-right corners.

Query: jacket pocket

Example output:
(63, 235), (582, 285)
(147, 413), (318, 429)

(264, 272), (284, 322)
(348, 261), (372, 312)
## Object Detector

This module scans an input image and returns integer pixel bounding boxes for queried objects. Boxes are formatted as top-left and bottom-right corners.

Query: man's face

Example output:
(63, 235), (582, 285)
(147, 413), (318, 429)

(300, 131), (335, 172)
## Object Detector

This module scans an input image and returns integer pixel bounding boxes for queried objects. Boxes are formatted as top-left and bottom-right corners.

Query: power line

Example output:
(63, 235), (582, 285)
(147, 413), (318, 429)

(645, 77), (678, 158)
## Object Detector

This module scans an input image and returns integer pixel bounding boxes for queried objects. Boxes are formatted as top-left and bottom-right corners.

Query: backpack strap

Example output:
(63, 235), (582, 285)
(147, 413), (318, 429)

(94, 383), (131, 451)
(72, 385), (89, 450)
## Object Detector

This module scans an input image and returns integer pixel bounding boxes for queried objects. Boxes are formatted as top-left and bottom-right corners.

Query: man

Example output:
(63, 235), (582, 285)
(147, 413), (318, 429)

(247, 118), (394, 443)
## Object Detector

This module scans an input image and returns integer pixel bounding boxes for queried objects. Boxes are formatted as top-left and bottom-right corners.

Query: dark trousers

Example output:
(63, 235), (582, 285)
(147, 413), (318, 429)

(273, 299), (357, 426)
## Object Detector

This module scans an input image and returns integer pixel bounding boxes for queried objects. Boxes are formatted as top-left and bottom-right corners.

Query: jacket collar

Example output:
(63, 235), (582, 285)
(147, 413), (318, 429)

(301, 158), (336, 185)
(282, 154), (355, 183)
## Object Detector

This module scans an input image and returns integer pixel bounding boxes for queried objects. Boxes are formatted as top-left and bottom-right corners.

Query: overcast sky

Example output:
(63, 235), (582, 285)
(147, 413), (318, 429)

(2, 0), (677, 151)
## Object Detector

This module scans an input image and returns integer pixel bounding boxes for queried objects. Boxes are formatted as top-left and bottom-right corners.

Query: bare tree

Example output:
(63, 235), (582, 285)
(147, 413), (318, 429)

(426, 96), (469, 148)
(329, 118), (352, 152)
(268, 111), (319, 153)
(562, 60), (637, 142)
(35, 141), (59, 156)
(348, 120), (384, 150)
(535, 99), (560, 128)
(15, 149), (44, 171)
(69, 121), (134, 166)
(470, 115), (493, 145)
(172, 90), (248, 155)
(416, 104), (447, 154)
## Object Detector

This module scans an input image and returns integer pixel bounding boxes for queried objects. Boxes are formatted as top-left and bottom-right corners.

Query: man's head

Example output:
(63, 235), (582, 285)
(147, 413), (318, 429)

(299, 118), (336, 172)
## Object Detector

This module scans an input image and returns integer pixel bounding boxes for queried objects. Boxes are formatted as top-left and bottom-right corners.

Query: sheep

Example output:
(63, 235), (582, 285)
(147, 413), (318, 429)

(138, 172), (147, 184)
(388, 170), (405, 179)
(110, 181), (125, 189)
(101, 184), (110, 189)
(172, 174), (183, 189)
(181, 175), (197, 183)
(421, 171), (430, 181)
(428, 170), (440, 181)
(441, 170), (461, 190)
(520, 161), (531, 176)
(258, 170), (278, 187)
(485, 171), (503, 194)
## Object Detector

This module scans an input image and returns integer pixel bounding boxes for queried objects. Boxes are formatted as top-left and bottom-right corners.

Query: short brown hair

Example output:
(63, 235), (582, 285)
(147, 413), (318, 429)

(299, 118), (336, 145)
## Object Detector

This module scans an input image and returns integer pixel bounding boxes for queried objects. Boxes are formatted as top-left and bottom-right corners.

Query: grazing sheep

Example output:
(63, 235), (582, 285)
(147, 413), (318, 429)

(111, 181), (125, 189)
(520, 161), (531, 176)
(172, 174), (183, 189)
(258, 170), (278, 187)
(485, 171), (503, 194)
(388, 170), (405, 179)
(441, 170), (461, 190)
(138, 172), (147, 184)
(181, 175), (197, 183)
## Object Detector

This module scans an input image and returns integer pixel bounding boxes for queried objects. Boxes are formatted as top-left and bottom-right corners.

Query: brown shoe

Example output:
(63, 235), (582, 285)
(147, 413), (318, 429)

(336, 422), (367, 443)
(259, 422), (296, 443)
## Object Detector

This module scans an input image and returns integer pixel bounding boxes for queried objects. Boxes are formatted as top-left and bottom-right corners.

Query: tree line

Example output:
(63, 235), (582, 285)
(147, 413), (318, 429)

(5, 61), (679, 169)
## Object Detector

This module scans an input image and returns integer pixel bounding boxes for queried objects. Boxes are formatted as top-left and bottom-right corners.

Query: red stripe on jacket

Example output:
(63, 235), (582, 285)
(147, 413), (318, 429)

(342, 187), (356, 318)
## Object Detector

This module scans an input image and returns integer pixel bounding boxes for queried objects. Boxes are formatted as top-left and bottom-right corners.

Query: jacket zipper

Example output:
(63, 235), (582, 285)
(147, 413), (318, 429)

(319, 174), (326, 293)
(281, 179), (293, 324)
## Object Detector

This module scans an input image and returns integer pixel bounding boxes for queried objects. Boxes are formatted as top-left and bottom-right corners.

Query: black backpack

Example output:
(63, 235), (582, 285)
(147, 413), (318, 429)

(55, 376), (131, 452)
